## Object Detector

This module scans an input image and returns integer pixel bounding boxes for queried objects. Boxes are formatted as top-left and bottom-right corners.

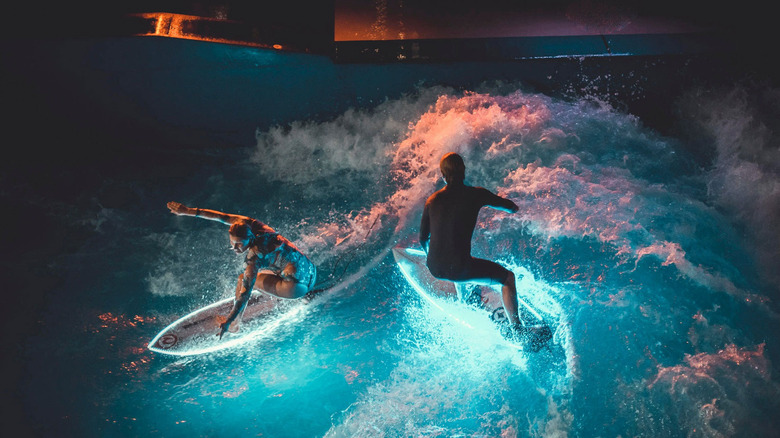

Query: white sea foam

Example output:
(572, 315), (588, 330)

(143, 82), (778, 436)
(681, 84), (780, 290)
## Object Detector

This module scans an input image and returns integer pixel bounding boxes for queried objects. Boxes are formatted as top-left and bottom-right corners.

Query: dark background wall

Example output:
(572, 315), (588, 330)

(2, 0), (776, 185)
(2, 0), (772, 43)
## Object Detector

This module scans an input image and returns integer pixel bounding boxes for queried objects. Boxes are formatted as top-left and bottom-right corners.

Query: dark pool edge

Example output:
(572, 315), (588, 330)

(331, 32), (736, 63)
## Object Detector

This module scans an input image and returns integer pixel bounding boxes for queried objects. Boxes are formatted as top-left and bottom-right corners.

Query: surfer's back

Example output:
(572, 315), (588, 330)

(423, 183), (490, 271)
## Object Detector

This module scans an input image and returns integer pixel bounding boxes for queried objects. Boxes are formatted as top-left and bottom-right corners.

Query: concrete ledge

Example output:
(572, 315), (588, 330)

(605, 32), (735, 56)
(334, 31), (735, 63)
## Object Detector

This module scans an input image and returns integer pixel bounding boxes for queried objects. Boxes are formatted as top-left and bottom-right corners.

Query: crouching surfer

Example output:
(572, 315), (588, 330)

(419, 153), (551, 349)
(167, 201), (317, 339)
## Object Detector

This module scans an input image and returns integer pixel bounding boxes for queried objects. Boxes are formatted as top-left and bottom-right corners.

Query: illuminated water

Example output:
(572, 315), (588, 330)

(7, 40), (780, 437)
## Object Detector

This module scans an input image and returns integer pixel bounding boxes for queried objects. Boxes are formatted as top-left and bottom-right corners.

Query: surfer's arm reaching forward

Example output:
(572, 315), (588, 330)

(218, 253), (260, 339)
(167, 201), (254, 226)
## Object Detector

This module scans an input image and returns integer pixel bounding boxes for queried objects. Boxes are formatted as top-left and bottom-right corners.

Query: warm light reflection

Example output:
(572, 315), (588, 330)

(334, 1), (709, 41)
(98, 312), (155, 329)
(130, 13), (281, 50)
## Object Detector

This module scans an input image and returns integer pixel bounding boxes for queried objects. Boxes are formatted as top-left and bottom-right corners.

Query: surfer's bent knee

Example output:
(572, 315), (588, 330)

(276, 279), (309, 299)
(503, 270), (515, 287)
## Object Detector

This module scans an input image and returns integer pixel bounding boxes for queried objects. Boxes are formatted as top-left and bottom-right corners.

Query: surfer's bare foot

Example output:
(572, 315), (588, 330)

(302, 288), (323, 304)
(511, 324), (553, 352)
(500, 322), (524, 343)
(527, 325), (553, 352)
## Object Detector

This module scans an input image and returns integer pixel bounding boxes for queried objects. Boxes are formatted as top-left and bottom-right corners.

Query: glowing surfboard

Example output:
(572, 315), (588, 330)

(392, 247), (551, 351)
(148, 291), (306, 356)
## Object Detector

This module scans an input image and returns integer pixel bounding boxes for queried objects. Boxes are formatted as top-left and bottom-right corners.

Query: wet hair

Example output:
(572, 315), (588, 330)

(228, 221), (254, 240)
(440, 152), (465, 184)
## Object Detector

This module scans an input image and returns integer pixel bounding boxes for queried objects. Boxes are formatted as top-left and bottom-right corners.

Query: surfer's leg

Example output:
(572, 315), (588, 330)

(500, 270), (520, 326)
(463, 258), (520, 326)
(255, 272), (309, 299)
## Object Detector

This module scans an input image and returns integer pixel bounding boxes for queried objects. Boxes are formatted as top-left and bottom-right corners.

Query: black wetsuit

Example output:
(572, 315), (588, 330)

(420, 182), (515, 284)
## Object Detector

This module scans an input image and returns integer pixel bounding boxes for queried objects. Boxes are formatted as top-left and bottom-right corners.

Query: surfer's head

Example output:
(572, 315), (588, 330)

(228, 221), (254, 254)
(440, 152), (465, 184)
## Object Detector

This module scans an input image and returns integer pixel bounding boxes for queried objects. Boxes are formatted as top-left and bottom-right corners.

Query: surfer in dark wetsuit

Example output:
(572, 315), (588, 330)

(167, 202), (317, 339)
(419, 152), (523, 335)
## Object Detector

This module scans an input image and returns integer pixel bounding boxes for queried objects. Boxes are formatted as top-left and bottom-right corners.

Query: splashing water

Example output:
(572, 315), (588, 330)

(24, 80), (780, 437)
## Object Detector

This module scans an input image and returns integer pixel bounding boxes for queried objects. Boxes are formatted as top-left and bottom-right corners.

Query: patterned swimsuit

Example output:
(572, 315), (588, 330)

(243, 220), (317, 290)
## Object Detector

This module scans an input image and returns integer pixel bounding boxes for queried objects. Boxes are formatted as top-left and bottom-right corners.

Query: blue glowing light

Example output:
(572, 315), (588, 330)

(394, 247), (529, 350)
(148, 293), (306, 357)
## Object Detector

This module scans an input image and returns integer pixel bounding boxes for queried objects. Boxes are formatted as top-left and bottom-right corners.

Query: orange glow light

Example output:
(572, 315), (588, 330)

(130, 13), (283, 50)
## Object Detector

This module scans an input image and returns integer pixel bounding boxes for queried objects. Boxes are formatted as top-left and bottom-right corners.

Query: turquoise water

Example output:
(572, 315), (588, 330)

(7, 40), (780, 437)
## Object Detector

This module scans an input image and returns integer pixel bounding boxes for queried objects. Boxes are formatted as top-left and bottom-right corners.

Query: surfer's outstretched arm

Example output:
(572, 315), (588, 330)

(482, 189), (519, 213)
(167, 201), (251, 226)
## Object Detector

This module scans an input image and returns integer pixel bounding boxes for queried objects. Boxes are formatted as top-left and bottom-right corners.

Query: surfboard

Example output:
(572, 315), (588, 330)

(392, 247), (552, 351)
(148, 291), (308, 356)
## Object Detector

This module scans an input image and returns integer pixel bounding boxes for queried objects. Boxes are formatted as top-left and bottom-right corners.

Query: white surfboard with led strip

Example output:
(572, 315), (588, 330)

(392, 246), (551, 351)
